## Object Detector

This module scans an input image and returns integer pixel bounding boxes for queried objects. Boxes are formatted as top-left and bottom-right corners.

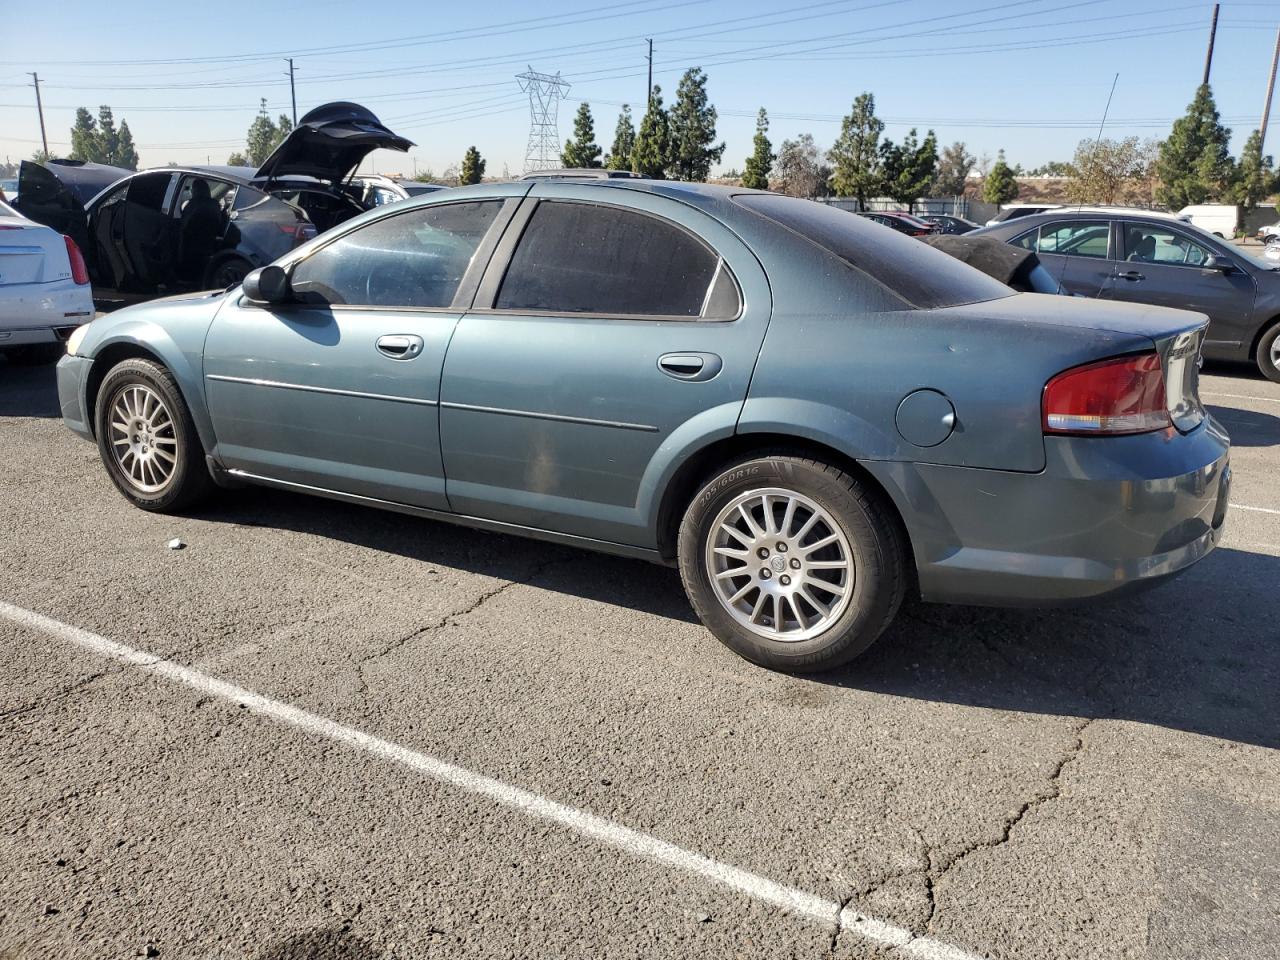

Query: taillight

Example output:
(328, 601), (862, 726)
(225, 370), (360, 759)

(1043, 353), (1171, 436)
(63, 235), (90, 285)
(280, 222), (316, 244)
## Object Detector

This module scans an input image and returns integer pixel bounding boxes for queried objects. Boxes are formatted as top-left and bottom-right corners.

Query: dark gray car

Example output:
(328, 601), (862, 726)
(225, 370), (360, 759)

(53, 183), (1230, 672)
(975, 210), (1280, 380)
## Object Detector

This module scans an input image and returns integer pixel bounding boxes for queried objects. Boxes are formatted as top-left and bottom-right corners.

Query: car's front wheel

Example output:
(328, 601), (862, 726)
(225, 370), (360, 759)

(94, 358), (214, 512)
(677, 453), (906, 672)
(1256, 322), (1280, 383)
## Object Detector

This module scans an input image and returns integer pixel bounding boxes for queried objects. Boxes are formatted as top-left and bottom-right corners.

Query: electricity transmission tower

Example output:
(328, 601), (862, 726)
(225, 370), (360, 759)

(516, 67), (570, 172)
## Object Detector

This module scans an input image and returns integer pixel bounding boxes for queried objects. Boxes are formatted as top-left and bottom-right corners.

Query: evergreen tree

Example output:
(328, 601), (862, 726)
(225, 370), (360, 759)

(740, 108), (773, 190)
(561, 102), (602, 168)
(113, 120), (139, 170)
(245, 99), (293, 167)
(982, 149), (1020, 205)
(1233, 129), (1275, 213)
(1156, 84), (1234, 209)
(460, 146), (485, 185)
(605, 104), (636, 171)
(96, 106), (120, 166)
(828, 92), (884, 209)
(69, 108), (98, 163)
(667, 68), (724, 181)
(879, 129), (943, 210)
(632, 86), (670, 179)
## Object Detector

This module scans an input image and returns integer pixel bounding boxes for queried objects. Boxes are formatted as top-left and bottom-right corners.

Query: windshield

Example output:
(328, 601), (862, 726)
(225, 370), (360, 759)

(734, 193), (1013, 309)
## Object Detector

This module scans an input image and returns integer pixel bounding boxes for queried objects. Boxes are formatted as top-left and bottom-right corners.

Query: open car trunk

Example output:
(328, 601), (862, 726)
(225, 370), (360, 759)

(15, 160), (131, 257)
(253, 102), (414, 186)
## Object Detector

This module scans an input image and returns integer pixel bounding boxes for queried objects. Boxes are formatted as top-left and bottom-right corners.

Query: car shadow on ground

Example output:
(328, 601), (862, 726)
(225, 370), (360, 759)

(0, 358), (61, 417)
(1206, 404), (1280, 447)
(6, 364), (1276, 750)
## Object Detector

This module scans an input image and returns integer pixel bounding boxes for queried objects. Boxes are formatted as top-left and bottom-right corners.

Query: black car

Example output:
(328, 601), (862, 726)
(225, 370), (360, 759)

(923, 234), (1062, 294)
(854, 211), (939, 237)
(919, 213), (979, 235)
(16, 101), (412, 301)
(975, 210), (1280, 380)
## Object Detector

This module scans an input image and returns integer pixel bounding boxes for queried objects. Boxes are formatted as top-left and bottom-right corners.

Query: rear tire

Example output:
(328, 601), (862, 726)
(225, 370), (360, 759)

(677, 453), (906, 672)
(1256, 323), (1280, 383)
(206, 256), (252, 290)
(93, 358), (214, 513)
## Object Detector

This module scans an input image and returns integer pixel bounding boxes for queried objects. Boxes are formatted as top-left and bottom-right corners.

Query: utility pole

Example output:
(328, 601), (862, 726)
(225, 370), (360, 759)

(29, 72), (48, 160)
(1262, 26), (1280, 154)
(646, 39), (653, 107)
(285, 58), (297, 125)
(1202, 3), (1219, 86)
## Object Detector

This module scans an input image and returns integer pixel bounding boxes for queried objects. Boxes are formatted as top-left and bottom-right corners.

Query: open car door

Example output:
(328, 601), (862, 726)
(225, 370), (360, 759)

(253, 101), (414, 188)
(16, 159), (131, 288)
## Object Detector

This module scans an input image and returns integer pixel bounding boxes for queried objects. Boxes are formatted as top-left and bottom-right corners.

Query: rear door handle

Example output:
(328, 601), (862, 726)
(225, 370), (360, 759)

(658, 352), (722, 382)
(376, 334), (424, 359)
(1115, 270), (1144, 282)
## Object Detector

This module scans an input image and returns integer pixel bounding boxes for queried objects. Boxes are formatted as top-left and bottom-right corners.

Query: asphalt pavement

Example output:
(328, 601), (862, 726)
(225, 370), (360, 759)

(1, 354), (1277, 960)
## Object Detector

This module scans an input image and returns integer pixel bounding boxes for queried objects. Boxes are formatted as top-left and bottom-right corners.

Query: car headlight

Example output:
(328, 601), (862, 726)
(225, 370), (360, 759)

(65, 323), (91, 357)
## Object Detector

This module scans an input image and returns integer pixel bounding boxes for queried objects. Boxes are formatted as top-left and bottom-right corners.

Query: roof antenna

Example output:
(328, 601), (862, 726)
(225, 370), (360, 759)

(1055, 72), (1119, 290)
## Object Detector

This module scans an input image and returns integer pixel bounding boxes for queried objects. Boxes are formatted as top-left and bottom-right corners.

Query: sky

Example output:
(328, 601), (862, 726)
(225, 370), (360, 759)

(2, 0), (1278, 179)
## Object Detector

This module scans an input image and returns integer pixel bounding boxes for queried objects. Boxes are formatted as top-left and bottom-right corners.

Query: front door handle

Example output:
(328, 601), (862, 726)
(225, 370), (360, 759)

(376, 334), (424, 360)
(658, 352), (723, 382)
(1115, 270), (1144, 282)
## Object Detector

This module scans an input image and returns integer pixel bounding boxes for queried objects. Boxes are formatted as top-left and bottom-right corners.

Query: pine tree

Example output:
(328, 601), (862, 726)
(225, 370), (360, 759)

(667, 68), (724, 181)
(245, 99), (291, 167)
(1156, 84), (1234, 209)
(69, 108), (98, 162)
(1233, 129), (1275, 213)
(460, 146), (485, 185)
(96, 106), (120, 166)
(879, 128), (937, 211)
(632, 87), (670, 179)
(828, 93), (884, 209)
(982, 149), (1019, 205)
(113, 120), (139, 170)
(561, 102), (602, 168)
(740, 108), (773, 190)
(606, 105), (636, 171)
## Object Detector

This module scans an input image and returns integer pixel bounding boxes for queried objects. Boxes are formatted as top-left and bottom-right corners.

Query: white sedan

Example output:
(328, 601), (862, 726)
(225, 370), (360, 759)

(0, 198), (94, 364)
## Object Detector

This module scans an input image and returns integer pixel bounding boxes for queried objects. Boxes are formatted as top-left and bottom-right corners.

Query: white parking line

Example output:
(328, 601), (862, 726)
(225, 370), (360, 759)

(1203, 391), (1280, 405)
(1231, 503), (1280, 515)
(0, 600), (979, 960)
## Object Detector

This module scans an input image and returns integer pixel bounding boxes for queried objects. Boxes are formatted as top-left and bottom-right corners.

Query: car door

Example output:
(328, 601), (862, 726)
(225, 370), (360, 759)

(118, 172), (177, 292)
(1009, 219), (1113, 296)
(1101, 221), (1257, 351)
(203, 195), (521, 510)
(438, 185), (772, 548)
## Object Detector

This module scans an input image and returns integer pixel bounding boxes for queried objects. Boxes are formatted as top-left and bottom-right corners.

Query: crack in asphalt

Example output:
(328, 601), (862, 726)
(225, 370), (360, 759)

(0, 668), (117, 723)
(353, 555), (572, 697)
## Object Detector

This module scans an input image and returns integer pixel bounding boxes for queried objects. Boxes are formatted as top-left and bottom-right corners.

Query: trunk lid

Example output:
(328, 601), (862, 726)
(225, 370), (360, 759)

(253, 101), (414, 185)
(0, 217), (67, 286)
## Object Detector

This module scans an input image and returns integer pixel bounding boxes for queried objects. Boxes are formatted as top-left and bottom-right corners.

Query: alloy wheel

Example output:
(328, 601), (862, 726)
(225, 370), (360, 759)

(108, 384), (178, 493)
(705, 487), (854, 642)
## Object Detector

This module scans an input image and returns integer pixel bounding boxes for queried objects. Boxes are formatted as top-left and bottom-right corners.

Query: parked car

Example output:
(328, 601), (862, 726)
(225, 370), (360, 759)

(1178, 203), (1239, 237)
(975, 209), (1280, 379)
(855, 210), (938, 236)
(16, 102), (412, 302)
(985, 203), (1062, 226)
(0, 177), (19, 204)
(923, 234), (1062, 293)
(919, 213), (979, 235)
(353, 174), (449, 207)
(1259, 222), (1279, 245)
(520, 168), (648, 180)
(55, 181), (1229, 672)
(0, 197), (94, 364)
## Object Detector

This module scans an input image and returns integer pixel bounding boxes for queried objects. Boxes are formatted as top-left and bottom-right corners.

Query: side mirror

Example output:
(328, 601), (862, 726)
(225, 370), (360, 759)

(1201, 255), (1235, 275)
(242, 264), (292, 304)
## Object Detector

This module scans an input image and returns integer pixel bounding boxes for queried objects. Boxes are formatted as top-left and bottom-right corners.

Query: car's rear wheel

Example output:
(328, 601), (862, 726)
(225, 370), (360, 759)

(207, 257), (252, 290)
(94, 358), (214, 512)
(677, 453), (906, 672)
(1256, 322), (1280, 383)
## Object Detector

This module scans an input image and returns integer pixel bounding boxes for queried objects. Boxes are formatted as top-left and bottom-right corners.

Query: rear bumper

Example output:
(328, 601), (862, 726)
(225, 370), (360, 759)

(0, 281), (94, 344)
(55, 353), (95, 442)
(864, 418), (1231, 606)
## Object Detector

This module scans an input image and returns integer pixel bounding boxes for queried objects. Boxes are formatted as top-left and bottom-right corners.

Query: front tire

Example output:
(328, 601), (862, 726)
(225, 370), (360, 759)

(1256, 322), (1280, 383)
(677, 453), (906, 672)
(93, 358), (214, 512)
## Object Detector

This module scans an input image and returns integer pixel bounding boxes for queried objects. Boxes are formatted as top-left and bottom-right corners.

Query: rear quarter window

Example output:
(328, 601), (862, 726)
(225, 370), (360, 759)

(733, 194), (1012, 309)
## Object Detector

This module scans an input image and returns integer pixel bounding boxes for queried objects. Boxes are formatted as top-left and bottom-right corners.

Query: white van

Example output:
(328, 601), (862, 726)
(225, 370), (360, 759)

(1177, 204), (1239, 237)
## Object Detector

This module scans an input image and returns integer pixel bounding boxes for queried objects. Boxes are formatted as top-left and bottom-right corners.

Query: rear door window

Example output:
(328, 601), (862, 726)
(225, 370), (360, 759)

(1035, 221), (1110, 259)
(494, 200), (737, 318)
(290, 199), (502, 308)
